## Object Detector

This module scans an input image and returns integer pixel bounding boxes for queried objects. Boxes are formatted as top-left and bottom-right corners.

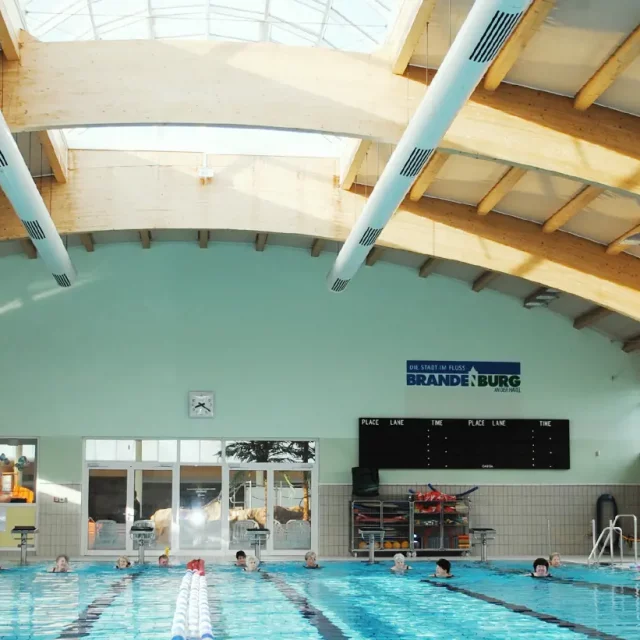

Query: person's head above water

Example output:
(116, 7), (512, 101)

(393, 553), (406, 570)
(158, 554), (169, 567)
(116, 556), (131, 569)
(236, 550), (246, 566)
(533, 557), (550, 577)
(304, 551), (318, 568)
(435, 558), (452, 578)
(54, 555), (70, 572)
(549, 552), (561, 568)
(245, 555), (260, 572)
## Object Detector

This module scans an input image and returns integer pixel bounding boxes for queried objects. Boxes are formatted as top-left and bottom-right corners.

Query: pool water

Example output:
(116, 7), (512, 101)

(1, 560), (639, 639)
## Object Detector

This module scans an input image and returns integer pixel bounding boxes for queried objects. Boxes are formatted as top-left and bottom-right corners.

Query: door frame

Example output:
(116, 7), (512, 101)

(81, 439), (319, 557)
(82, 461), (175, 556)
(226, 463), (317, 556)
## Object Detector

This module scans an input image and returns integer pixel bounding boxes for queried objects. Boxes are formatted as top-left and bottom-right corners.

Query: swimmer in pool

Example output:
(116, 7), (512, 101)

(116, 556), (132, 569)
(391, 553), (411, 574)
(532, 557), (551, 578)
(304, 551), (320, 569)
(52, 555), (70, 573)
(244, 555), (260, 572)
(432, 558), (453, 578)
(158, 554), (169, 567)
(235, 550), (247, 567)
(549, 552), (561, 568)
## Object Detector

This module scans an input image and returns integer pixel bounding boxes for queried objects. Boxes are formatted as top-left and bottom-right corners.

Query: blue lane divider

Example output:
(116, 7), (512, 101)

(57, 572), (138, 639)
(261, 572), (348, 639)
(422, 579), (625, 640)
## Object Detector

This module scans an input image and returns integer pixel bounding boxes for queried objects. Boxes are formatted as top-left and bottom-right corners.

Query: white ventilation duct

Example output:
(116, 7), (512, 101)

(328, 0), (531, 293)
(0, 113), (76, 287)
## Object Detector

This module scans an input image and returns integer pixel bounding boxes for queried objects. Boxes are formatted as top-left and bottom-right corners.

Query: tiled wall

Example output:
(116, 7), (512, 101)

(36, 482), (82, 558)
(7, 482), (639, 559)
(319, 484), (640, 558)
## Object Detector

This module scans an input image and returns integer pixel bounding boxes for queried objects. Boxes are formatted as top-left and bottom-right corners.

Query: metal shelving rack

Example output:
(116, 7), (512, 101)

(350, 497), (470, 557)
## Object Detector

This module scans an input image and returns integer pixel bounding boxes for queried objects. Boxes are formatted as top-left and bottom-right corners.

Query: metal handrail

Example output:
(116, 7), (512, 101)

(612, 514), (638, 566)
(588, 525), (614, 564)
(587, 515), (637, 566)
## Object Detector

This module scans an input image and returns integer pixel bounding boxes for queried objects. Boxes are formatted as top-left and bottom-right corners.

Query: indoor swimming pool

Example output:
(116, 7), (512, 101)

(0, 560), (639, 639)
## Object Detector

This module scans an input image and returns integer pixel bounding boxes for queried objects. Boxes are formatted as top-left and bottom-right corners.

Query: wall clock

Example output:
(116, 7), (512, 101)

(188, 391), (214, 419)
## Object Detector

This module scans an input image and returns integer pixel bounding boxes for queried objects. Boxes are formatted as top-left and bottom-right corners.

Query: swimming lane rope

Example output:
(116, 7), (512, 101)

(171, 562), (213, 640)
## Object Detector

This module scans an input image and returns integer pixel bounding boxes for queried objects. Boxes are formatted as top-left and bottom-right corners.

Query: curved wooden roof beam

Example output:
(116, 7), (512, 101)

(542, 185), (605, 234)
(0, 151), (639, 320)
(575, 24), (640, 111)
(606, 223), (640, 256)
(484, 0), (556, 91)
(386, 0), (438, 75)
(477, 166), (527, 215)
(2, 40), (640, 197)
(0, 3), (69, 183)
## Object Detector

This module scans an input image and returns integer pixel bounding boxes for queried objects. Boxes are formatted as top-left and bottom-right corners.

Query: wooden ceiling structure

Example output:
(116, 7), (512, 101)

(0, 0), (639, 351)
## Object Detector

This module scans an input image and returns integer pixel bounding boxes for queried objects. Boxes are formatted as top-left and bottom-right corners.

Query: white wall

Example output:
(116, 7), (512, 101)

(0, 242), (638, 484)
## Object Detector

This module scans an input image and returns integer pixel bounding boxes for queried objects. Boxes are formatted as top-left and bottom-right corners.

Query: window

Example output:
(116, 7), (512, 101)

(86, 439), (176, 462)
(180, 440), (222, 464)
(0, 439), (37, 503)
(85, 439), (135, 462)
(141, 440), (178, 463)
(225, 440), (315, 463)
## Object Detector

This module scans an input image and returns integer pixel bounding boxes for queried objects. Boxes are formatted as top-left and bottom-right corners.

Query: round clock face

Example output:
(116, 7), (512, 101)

(189, 392), (214, 418)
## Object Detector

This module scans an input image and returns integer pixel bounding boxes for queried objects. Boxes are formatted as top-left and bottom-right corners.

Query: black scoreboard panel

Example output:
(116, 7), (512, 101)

(359, 418), (570, 470)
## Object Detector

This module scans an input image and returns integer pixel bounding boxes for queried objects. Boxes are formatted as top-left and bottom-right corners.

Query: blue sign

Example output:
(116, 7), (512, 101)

(406, 360), (521, 393)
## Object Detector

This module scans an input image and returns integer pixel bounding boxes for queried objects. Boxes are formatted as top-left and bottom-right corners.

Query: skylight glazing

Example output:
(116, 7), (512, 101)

(19, 0), (394, 51)
(18, 1), (396, 155)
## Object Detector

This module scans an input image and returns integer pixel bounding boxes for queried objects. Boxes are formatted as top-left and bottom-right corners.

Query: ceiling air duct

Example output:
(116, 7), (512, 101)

(327, 0), (531, 293)
(0, 112), (76, 287)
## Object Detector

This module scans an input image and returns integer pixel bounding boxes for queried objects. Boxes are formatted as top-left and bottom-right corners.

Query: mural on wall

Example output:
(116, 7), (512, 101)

(407, 360), (521, 393)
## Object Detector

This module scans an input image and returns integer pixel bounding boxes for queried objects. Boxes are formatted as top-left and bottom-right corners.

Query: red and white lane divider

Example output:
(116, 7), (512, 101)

(171, 561), (213, 640)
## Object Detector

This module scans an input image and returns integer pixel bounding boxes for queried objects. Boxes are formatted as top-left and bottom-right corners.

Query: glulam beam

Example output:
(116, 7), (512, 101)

(139, 230), (151, 249)
(606, 224), (640, 256)
(339, 139), (371, 190)
(1, 2), (70, 184)
(409, 151), (449, 201)
(472, 270), (500, 292)
(19, 237), (36, 259)
(573, 306), (612, 330)
(0, 0), (22, 61)
(310, 238), (325, 257)
(622, 333), (640, 353)
(37, 130), (68, 183)
(418, 257), (438, 278)
(3, 41), (640, 197)
(0, 151), (639, 320)
(255, 233), (268, 252)
(365, 246), (385, 266)
(477, 166), (526, 215)
(575, 24), (640, 111)
(198, 230), (209, 248)
(80, 233), (94, 252)
(385, 0), (438, 75)
(542, 185), (604, 234)
(484, 0), (555, 91)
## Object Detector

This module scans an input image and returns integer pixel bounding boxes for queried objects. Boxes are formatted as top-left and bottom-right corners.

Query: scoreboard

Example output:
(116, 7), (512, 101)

(358, 418), (570, 470)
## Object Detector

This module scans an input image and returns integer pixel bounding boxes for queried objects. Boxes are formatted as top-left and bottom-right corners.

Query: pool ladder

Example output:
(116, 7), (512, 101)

(588, 514), (638, 566)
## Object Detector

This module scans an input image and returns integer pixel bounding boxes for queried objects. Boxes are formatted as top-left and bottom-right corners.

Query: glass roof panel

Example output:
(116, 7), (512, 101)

(65, 126), (343, 157)
(19, 0), (397, 155)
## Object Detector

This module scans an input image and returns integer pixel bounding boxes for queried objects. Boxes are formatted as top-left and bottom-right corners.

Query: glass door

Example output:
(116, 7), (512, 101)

(272, 469), (312, 551)
(228, 468), (269, 551)
(133, 467), (173, 551)
(226, 465), (315, 555)
(86, 467), (129, 552)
